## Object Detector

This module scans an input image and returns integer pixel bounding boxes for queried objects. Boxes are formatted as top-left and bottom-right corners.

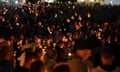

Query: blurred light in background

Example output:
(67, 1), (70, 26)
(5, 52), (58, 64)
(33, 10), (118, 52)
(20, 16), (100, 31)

(15, 0), (19, 4)
(90, 0), (94, 2)
(104, 0), (120, 5)
(110, 1), (113, 5)
(81, 0), (85, 2)
(45, 0), (55, 3)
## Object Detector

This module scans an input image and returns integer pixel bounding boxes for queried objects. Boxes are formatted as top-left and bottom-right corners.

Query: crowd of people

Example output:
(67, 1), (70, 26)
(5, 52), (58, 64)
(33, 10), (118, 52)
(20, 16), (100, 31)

(0, 2), (120, 72)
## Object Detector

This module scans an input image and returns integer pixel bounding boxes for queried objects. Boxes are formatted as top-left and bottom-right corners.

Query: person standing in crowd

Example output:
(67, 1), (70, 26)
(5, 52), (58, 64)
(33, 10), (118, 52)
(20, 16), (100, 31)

(29, 60), (47, 72)
(55, 41), (66, 62)
(15, 51), (38, 72)
(0, 35), (13, 72)
(45, 49), (57, 72)
(67, 40), (93, 72)
(92, 46), (120, 72)
(53, 63), (70, 72)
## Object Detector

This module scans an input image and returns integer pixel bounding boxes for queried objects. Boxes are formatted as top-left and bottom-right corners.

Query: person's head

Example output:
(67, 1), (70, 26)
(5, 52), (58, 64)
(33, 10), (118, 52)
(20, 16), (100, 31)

(0, 41), (12, 61)
(24, 51), (38, 69)
(74, 40), (92, 60)
(100, 46), (115, 65)
(46, 49), (57, 60)
(29, 61), (47, 72)
(35, 36), (42, 44)
(53, 63), (70, 72)
(34, 48), (43, 59)
(57, 41), (64, 48)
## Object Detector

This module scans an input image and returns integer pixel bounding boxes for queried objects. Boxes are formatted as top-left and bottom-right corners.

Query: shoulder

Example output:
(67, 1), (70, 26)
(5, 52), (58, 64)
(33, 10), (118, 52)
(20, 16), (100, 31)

(92, 66), (106, 72)
(67, 59), (88, 72)
(67, 58), (82, 65)
(113, 66), (120, 72)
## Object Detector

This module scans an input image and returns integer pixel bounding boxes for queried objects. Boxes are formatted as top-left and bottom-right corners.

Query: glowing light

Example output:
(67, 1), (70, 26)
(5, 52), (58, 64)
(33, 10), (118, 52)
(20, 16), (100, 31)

(110, 1), (113, 4)
(55, 14), (58, 18)
(50, 32), (52, 34)
(66, 18), (70, 23)
(45, 0), (54, 3)
(16, 23), (20, 26)
(68, 52), (72, 56)
(74, 13), (78, 16)
(87, 12), (91, 18)
(53, 43), (56, 48)
(78, 15), (82, 21)
(90, 0), (94, 2)
(15, 0), (19, 4)
(60, 11), (63, 14)
(81, 0), (85, 2)
(71, 15), (75, 20)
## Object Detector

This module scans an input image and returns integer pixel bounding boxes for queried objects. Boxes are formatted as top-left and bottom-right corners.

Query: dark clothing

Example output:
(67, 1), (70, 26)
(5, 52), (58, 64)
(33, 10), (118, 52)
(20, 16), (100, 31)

(100, 64), (117, 71)
(0, 60), (13, 72)
(14, 66), (28, 72)
(55, 45), (66, 62)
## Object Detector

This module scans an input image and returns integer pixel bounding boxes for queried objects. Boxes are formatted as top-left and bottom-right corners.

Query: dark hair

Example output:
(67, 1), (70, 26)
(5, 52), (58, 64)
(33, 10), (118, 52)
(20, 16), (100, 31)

(101, 46), (115, 59)
(74, 40), (92, 52)
(53, 64), (70, 72)
(29, 61), (44, 72)
(34, 48), (42, 55)
(25, 51), (38, 62)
